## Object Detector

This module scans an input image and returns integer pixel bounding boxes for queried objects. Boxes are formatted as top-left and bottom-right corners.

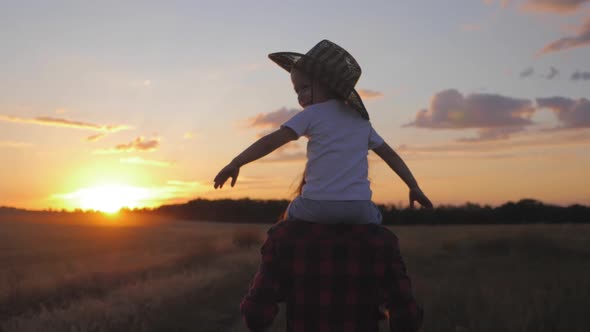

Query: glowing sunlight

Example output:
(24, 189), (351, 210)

(63, 185), (153, 213)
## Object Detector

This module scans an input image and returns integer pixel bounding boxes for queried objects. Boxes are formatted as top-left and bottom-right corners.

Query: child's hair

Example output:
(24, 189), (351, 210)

(279, 171), (305, 222)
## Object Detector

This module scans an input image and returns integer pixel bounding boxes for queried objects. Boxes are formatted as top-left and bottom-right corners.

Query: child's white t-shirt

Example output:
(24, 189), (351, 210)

(281, 99), (385, 201)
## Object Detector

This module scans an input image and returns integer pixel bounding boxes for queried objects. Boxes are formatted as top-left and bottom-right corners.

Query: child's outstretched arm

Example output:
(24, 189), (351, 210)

(372, 142), (433, 209)
(213, 127), (298, 189)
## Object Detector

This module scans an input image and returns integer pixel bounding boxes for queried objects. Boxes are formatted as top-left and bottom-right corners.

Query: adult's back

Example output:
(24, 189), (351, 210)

(241, 219), (423, 332)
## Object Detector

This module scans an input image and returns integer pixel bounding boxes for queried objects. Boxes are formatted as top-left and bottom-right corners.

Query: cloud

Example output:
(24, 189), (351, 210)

(536, 96), (590, 128)
(95, 136), (160, 154)
(484, 1), (590, 55)
(156, 178), (291, 204)
(0, 140), (32, 148)
(539, 16), (590, 54)
(546, 66), (559, 79)
(396, 129), (590, 159)
(0, 114), (131, 133)
(571, 70), (590, 80)
(521, 0), (590, 13)
(86, 133), (106, 142)
(520, 67), (535, 78)
(456, 127), (525, 142)
(487, 0), (590, 13)
(357, 89), (384, 99)
(114, 137), (159, 152)
(404, 89), (535, 140)
(253, 133), (306, 162)
(242, 108), (307, 161)
(519, 66), (560, 79)
(120, 157), (173, 167)
(247, 108), (300, 128)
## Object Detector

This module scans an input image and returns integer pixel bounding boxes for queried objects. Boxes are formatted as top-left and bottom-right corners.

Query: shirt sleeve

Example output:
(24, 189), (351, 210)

(369, 124), (385, 149)
(240, 232), (284, 331)
(281, 108), (313, 138)
(385, 236), (423, 332)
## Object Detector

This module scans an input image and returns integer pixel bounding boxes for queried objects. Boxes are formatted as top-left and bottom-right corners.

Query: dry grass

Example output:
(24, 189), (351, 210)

(231, 228), (264, 249)
(0, 217), (588, 332)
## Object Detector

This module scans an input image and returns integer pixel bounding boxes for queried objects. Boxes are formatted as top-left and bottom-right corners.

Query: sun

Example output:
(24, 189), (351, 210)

(71, 184), (152, 213)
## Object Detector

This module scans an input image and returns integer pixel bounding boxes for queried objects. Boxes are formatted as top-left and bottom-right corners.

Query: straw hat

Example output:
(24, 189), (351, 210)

(268, 39), (369, 120)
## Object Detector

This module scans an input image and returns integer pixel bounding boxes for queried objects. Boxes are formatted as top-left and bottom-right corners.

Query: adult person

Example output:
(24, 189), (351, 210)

(240, 219), (423, 332)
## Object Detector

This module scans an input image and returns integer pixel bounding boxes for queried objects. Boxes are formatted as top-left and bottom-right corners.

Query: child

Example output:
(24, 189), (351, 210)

(214, 40), (432, 224)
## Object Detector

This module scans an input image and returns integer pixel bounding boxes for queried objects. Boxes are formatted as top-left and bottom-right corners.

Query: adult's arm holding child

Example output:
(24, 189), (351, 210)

(213, 127), (298, 189)
(372, 142), (433, 209)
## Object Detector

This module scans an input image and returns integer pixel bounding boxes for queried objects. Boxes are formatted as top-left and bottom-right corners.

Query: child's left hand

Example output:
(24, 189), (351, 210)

(213, 163), (240, 189)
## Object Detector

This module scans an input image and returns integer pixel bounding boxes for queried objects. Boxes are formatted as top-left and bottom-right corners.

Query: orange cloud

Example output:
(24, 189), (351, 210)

(238, 108), (307, 162)
(0, 114), (130, 133)
(86, 133), (106, 142)
(120, 157), (173, 167)
(396, 130), (590, 159)
(485, 0), (590, 13)
(521, 0), (590, 13)
(456, 127), (525, 142)
(247, 108), (300, 128)
(357, 89), (384, 99)
(252, 133), (306, 162)
(95, 136), (160, 154)
(539, 16), (590, 54)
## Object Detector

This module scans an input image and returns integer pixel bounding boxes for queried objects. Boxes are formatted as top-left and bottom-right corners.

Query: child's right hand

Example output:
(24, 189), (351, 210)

(213, 162), (240, 189)
(409, 187), (433, 209)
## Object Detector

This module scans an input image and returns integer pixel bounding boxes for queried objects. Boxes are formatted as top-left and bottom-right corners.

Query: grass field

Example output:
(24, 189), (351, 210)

(0, 215), (588, 332)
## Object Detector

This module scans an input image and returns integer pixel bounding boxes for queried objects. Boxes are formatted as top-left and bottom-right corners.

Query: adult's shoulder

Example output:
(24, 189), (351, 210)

(367, 224), (400, 243)
(267, 220), (399, 242)
(265, 219), (311, 238)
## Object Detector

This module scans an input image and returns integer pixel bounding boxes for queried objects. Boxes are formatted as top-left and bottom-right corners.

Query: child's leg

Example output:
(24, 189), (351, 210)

(285, 195), (317, 222)
(367, 201), (383, 224)
(287, 197), (382, 224)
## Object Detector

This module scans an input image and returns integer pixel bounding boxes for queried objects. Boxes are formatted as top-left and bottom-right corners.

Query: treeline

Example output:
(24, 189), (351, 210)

(2, 198), (588, 225)
(142, 198), (589, 225)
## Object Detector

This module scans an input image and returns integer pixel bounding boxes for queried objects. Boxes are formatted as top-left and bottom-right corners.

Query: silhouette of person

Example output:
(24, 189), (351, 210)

(240, 219), (423, 332)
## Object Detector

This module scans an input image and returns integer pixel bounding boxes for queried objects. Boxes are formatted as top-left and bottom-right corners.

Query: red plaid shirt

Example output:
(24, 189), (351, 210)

(240, 220), (423, 332)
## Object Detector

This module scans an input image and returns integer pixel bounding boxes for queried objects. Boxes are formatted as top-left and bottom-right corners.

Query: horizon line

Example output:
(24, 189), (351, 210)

(1, 197), (588, 214)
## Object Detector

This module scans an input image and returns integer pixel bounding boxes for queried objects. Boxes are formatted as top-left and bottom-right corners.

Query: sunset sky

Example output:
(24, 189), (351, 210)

(1, 0), (589, 212)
